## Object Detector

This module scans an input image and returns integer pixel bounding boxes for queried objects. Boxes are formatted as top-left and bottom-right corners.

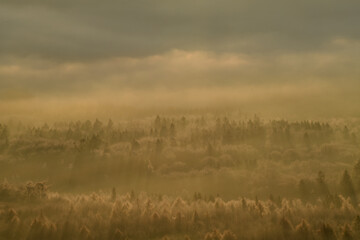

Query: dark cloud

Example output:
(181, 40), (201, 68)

(1, 0), (360, 60)
(0, 0), (359, 119)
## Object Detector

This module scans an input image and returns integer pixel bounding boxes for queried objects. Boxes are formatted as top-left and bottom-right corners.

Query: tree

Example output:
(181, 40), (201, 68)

(88, 135), (102, 150)
(342, 224), (353, 240)
(340, 170), (357, 205)
(316, 171), (330, 198)
(79, 225), (91, 240)
(319, 223), (336, 240)
(352, 215), (360, 238)
(154, 116), (161, 130)
(343, 126), (350, 140)
(295, 219), (312, 240)
(204, 229), (222, 240)
(169, 123), (176, 137)
(303, 132), (310, 149)
(131, 139), (140, 151)
(174, 212), (182, 232)
(280, 217), (293, 237)
(353, 160), (360, 191)
(107, 119), (114, 130)
(298, 179), (311, 201)
(221, 230), (237, 240)
(155, 139), (163, 154)
(0, 125), (10, 151)
(111, 187), (117, 202)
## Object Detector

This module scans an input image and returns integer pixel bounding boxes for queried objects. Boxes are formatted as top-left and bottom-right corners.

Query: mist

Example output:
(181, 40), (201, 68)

(1, 0), (360, 240)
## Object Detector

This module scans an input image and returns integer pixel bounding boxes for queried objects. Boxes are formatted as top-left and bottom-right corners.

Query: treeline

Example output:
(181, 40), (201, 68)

(1, 116), (358, 163)
(1, 116), (358, 152)
(1, 185), (360, 240)
(0, 116), (359, 197)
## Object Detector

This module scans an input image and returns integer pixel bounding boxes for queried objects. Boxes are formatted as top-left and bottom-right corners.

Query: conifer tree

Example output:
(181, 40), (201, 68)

(340, 170), (357, 205)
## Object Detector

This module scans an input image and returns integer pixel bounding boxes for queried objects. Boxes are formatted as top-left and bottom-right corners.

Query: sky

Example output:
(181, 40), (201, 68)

(0, 0), (359, 119)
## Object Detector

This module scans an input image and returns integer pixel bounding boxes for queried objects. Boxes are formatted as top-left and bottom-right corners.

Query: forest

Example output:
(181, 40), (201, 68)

(1, 114), (360, 239)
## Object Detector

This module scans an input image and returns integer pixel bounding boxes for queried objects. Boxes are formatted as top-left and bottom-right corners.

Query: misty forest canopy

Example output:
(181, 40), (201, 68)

(1, 115), (360, 240)
(0, 115), (359, 198)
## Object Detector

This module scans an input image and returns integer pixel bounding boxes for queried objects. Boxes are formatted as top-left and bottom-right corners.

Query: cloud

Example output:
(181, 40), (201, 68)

(0, 0), (359, 118)
(0, 40), (359, 95)
(1, 0), (360, 60)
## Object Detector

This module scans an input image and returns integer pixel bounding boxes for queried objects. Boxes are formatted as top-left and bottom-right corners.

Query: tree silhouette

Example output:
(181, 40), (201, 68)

(316, 171), (330, 198)
(353, 160), (360, 191)
(340, 170), (357, 206)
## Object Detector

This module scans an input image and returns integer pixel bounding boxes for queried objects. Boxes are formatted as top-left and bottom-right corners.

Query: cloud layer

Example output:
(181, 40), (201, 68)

(0, 0), (359, 118)
(2, 0), (360, 59)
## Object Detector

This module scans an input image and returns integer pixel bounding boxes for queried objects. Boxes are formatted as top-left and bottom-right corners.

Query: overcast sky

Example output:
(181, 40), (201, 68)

(0, 0), (359, 117)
